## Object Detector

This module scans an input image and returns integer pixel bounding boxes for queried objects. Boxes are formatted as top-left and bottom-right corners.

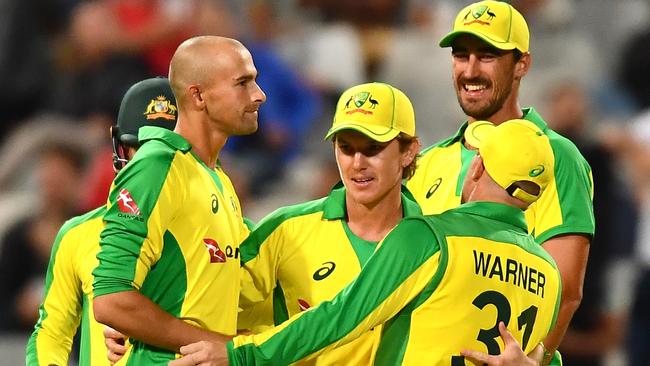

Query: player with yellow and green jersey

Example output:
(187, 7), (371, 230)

(407, 107), (594, 243)
(224, 120), (562, 366)
(237, 82), (421, 365)
(25, 77), (178, 365)
(406, 2), (594, 364)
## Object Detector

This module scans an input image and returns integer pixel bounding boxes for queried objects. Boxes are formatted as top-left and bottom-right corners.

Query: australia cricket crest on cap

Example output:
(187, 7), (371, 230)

(144, 95), (177, 120)
(344, 91), (379, 115)
(463, 4), (496, 25)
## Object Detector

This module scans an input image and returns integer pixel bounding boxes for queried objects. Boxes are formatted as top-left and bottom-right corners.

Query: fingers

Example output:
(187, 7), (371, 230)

(528, 343), (545, 365)
(460, 349), (495, 365)
(104, 326), (128, 363)
(498, 321), (517, 346)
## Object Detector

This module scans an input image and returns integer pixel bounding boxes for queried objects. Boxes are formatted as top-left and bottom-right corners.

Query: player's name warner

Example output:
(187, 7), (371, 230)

(473, 250), (548, 299)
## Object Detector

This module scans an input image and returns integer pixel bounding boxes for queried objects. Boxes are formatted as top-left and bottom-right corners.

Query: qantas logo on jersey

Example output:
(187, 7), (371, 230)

(116, 189), (143, 221)
(298, 299), (311, 312)
(203, 239), (227, 263)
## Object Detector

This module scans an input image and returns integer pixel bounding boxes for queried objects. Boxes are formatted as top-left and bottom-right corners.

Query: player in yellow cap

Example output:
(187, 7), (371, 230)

(407, 2), (594, 364)
(170, 119), (563, 366)
(234, 82), (420, 365)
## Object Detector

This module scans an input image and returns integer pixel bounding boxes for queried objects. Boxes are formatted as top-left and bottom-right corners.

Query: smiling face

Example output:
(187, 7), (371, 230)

(451, 35), (527, 121)
(334, 130), (412, 208)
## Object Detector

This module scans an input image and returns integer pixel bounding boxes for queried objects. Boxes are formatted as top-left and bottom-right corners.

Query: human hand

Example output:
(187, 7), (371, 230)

(168, 341), (229, 366)
(461, 322), (542, 366)
(104, 326), (128, 364)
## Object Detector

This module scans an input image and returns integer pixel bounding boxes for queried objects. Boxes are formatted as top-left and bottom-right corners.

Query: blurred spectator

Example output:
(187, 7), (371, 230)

(618, 13), (650, 110)
(545, 81), (634, 366)
(0, 0), (72, 144)
(221, 2), (322, 200)
(0, 143), (85, 332)
(602, 108), (650, 366)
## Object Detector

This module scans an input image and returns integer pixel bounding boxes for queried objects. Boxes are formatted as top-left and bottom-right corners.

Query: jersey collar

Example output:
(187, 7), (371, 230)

(322, 182), (422, 220)
(138, 126), (192, 152)
(437, 107), (549, 148)
(452, 201), (528, 232)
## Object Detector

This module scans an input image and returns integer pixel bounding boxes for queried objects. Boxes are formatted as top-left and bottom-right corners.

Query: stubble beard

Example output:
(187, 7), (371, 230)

(456, 80), (513, 121)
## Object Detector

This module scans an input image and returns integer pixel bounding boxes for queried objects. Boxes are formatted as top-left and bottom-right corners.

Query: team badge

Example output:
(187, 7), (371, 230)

(344, 91), (379, 115)
(117, 189), (141, 215)
(144, 96), (177, 120)
(463, 5), (496, 25)
(203, 238), (226, 263)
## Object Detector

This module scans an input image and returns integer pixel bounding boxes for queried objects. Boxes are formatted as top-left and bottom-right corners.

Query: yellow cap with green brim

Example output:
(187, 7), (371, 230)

(325, 82), (415, 142)
(463, 119), (553, 204)
(439, 0), (529, 52)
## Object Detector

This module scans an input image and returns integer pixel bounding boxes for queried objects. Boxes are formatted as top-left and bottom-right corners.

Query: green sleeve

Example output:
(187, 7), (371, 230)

(229, 218), (441, 365)
(92, 147), (176, 296)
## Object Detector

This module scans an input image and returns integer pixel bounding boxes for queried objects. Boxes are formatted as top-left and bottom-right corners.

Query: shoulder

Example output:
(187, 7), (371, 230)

(247, 197), (327, 240)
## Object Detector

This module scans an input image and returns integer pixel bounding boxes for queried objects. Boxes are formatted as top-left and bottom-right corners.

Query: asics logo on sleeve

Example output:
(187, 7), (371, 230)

(313, 261), (336, 281)
(426, 178), (443, 199)
(211, 194), (219, 214)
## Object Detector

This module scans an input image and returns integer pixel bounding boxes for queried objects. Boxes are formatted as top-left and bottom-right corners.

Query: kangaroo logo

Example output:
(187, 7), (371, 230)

(344, 91), (379, 115)
(464, 5), (496, 25)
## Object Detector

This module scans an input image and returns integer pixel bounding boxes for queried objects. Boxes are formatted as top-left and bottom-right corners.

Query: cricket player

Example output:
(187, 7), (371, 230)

(172, 119), (563, 366)
(25, 77), (178, 365)
(406, 1), (594, 363)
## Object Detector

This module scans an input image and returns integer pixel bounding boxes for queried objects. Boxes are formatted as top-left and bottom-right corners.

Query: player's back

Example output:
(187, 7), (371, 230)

(374, 202), (561, 365)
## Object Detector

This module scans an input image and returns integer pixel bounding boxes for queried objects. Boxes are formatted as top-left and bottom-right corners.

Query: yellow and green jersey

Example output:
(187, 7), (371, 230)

(228, 202), (562, 366)
(237, 183), (421, 365)
(407, 107), (595, 243)
(26, 206), (124, 366)
(92, 127), (248, 364)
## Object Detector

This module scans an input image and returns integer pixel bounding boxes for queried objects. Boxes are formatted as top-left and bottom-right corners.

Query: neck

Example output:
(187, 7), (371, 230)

(467, 180), (527, 210)
(174, 113), (228, 169)
(345, 185), (404, 242)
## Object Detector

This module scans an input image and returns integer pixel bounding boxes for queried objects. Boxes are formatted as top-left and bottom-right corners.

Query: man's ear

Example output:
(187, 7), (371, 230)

(188, 85), (205, 109)
(514, 52), (531, 80)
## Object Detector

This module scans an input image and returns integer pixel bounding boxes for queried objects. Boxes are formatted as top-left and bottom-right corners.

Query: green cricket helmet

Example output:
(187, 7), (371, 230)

(112, 77), (178, 170)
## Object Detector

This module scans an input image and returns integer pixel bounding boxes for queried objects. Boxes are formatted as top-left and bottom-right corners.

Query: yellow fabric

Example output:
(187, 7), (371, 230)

(439, 0), (530, 52)
(325, 82), (415, 142)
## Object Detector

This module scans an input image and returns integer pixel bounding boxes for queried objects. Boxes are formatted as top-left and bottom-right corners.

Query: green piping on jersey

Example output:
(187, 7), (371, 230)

(191, 151), (224, 194)
(26, 206), (106, 364)
(456, 144), (477, 196)
(139, 231), (187, 316)
(79, 294), (91, 366)
(341, 221), (378, 267)
(272, 283), (290, 325)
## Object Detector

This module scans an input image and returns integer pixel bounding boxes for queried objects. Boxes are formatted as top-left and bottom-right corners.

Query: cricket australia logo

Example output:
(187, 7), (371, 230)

(144, 96), (177, 120)
(344, 91), (379, 116)
(117, 189), (141, 215)
(462, 5), (496, 26)
(203, 238), (227, 263)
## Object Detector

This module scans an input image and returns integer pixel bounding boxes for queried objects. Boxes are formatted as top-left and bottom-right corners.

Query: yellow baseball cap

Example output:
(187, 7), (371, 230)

(325, 82), (415, 142)
(464, 119), (553, 204)
(439, 0), (529, 52)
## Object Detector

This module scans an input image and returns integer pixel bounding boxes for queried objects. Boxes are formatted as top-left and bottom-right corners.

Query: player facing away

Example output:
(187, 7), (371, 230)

(236, 82), (420, 365)
(405, 1), (593, 364)
(92, 36), (265, 363)
(172, 119), (563, 366)
(25, 77), (178, 365)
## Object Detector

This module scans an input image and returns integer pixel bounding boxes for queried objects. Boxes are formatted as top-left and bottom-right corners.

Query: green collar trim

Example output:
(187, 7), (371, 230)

(138, 126), (192, 152)
(322, 182), (422, 220)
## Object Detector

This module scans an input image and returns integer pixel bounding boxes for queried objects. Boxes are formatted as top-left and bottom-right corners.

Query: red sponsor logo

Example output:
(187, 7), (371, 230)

(117, 189), (141, 215)
(203, 238), (226, 263)
(298, 298), (311, 312)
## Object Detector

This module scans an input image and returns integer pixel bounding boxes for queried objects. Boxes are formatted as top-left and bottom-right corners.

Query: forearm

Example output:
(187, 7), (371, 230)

(540, 234), (590, 365)
(94, 290), (230, 352)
